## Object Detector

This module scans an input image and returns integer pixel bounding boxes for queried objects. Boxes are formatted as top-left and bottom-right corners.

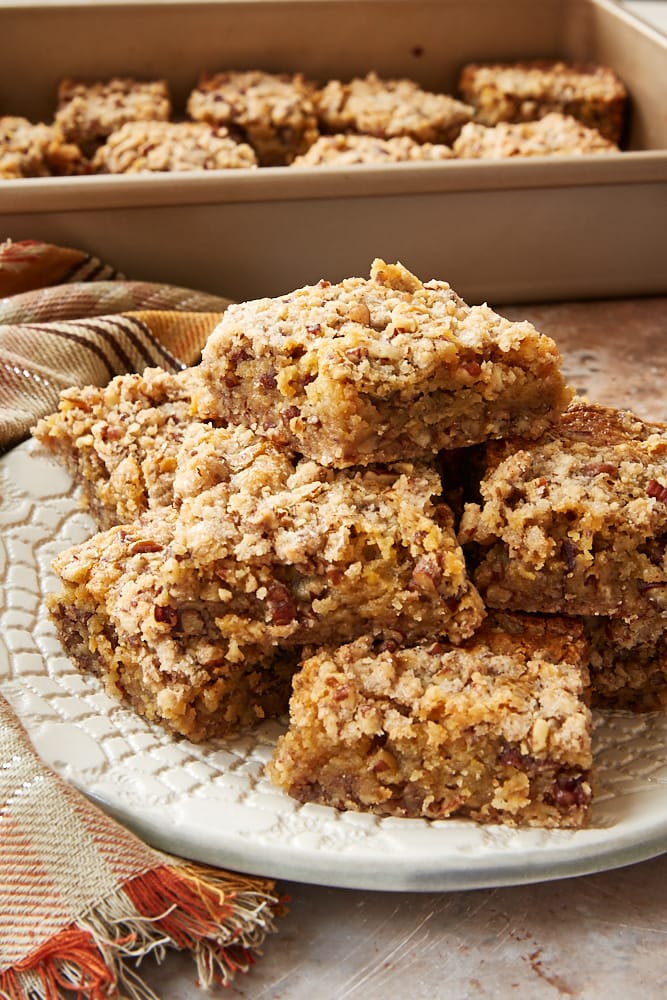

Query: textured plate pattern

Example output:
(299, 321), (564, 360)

(2, 439), (667, 891)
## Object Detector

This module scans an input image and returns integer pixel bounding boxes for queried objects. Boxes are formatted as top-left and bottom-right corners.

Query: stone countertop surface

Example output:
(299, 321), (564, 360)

(138, 295), (667, 1000)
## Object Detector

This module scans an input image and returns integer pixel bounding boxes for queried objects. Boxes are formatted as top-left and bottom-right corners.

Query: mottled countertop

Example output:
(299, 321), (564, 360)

(138, 295), (667, 1000)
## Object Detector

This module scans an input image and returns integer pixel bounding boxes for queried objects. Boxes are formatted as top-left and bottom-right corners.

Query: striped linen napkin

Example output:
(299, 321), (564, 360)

(0, 240), (285, 998)
(0, 238), (232, 453)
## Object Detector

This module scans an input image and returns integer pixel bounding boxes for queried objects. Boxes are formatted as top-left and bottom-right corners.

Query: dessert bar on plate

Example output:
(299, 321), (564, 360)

(33, 367), (205, 529)
(48, 421), (483, 740)
(459, 400), (667, 709)
(196, 258), (573, 467)
(268, 612), (593, 828)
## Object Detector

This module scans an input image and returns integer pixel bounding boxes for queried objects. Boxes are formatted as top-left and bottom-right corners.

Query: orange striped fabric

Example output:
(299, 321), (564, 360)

(0, 241), (284, 997)
(0, 694), (283, 996)
(0, 241), (232, 454)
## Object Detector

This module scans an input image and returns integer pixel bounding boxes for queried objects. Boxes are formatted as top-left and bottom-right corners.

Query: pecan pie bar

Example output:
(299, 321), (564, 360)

(291, 133), (454, 166)
(584, 616), (667, 712)
(170, 424), (484, 647)
(33, 366), (206, 529)
(0, 116), (86, 178)
(316, 72), (473, 145)
(92, 121), (258, 173)
(268, 612), (592, 828)
(459, 401), (667, 626)
(48, 507), (298, 742)
(196, 258), (573, 467)
(453, 113), (618, 158)
(54, 77), (171, 155)
(48, 423), (483, 739)
(458, 60), (627, 144)
(186, 70), (319, 166)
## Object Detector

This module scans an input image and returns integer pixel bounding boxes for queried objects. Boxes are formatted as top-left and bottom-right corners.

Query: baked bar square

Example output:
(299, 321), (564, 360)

(316, 72), (473, 145)
(186, 70), (319, 166)
(49, 423), (483, 739)
(170, 423), (484, 647)
(196, 258), (573, 467)
(458, 60), (627, 144)
(54, 77), (171, 155)
(48, 506), (298, 742)
(93, 121), (258, 173)
(0, 116), (86, 178)
(291, 133), (454, 166)
(459, 401), (667, 626)
(453, 113), (617, 158)
(268, 612), (592, 828)
(33, 367), (206, 529)
(584, 616), (667, 712)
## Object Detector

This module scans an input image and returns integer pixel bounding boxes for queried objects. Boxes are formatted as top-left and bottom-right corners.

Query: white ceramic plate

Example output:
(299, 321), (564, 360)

(2, 439), (667, 892)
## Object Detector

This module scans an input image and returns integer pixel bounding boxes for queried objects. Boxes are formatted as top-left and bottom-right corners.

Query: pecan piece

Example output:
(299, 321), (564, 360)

(266, 582), (297, 626)
(561, 538), (579, 573)
(281, 405), (300, 428)
(129, 540), (163, 555)
(409, 556), (442, 593)
(154, 604), (178, 627)
(583, 461), (617, 476)
(647, 479), (667, 504)
(550, 773), (590, 810)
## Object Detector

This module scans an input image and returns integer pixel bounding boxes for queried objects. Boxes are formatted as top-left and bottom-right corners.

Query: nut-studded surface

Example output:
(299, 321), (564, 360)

(93, 121), (258, 173)
(268, 613), (592, 827)
(316, 72), (473, 145)
(453, 112), (618, 158)
(186, 70), (319, 166)
(459, 60), (627, 143)
(197, 258), (573, 467)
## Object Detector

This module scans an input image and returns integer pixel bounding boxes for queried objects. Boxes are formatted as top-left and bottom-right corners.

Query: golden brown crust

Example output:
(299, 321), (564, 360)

(197, 258), (573, 467)
(186, 70), (319, 166)
(453, 113), (617, 158)
(316, 72), (473, 145)
(459, 60), (627, 143)
(92, 121), (258, 173)
(268, 612), (592, 828)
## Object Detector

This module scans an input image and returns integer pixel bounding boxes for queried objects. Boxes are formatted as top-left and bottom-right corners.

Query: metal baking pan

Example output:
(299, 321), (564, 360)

(1, 0), (665, 303)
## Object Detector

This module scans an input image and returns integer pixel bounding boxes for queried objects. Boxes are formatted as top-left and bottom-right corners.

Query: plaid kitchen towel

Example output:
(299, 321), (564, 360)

(0, 240), (285, 998)
(0, 238), (232, 453)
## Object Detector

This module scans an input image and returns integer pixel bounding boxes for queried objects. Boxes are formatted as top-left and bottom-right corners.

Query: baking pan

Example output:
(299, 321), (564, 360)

(0, 0), (665, 303)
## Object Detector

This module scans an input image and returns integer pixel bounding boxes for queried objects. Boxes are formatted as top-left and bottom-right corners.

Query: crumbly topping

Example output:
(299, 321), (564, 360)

(92, 121), (258, 173)
(458, 60), (627, 142)
(54, 77), (171, 150)
(316, 72), (473, 144)
(453, 113), (617, 158)
(291, 133), (454, 166)
(186, 70), (319, 165)
(460, 60), (627, 104)
(460, 400), (667, 620)
(0, 115), (86, 178)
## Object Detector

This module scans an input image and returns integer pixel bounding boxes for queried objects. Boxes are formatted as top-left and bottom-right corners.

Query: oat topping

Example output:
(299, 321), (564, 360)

(92, 121), (258, 173)
(316, 72), (473, 145)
